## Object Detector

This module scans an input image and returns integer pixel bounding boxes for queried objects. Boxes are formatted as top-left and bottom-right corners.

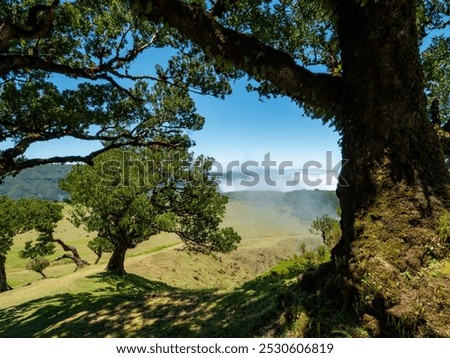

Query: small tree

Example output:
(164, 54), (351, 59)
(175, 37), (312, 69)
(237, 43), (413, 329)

(87, 237), (114, 265)
(18, 198), (89, 270)
(19, 238), (55, 279)
(1, 196), (85, 290)
(60, 147), (241, 275)
(26, 259), (51, 279)
(309, 214), (341, 250)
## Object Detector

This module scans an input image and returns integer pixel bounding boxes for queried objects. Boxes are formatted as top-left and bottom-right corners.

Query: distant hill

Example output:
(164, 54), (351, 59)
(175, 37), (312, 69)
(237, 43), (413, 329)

(0, 165), (340, 214)
(225, 190), (339, 222)
(0, 164), (72, 200)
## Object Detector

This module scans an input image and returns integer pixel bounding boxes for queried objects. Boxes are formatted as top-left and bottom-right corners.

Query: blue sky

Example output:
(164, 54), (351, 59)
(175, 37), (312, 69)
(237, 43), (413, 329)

(190, 80), (341, 167)
(191, 84), (342, 191)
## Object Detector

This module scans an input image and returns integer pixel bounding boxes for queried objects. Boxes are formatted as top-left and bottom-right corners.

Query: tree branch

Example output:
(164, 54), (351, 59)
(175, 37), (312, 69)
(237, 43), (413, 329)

(0, 1), (59, 50)
(0, 137), (184, 179)
(52, 238), (85, 261)
(132, 0), (343, 114)
(54, 254), (89, 271)
(0, 54), (101, 78)
(0, 54), (211, 98)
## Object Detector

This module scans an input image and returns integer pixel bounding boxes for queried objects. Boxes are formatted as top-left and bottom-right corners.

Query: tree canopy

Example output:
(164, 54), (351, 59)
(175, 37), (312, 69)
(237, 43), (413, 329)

(60, 147), (241, 275)
(0, 0), (232, 179)
(0, 196), (63, 290)
(126, 1), (450, 128)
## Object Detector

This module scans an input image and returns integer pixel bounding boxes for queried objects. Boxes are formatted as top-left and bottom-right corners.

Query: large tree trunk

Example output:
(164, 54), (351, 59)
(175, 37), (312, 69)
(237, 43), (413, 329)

(323, 0), (450, 337)
(0, 254), (12, 293)
(106, 244), (127, 276)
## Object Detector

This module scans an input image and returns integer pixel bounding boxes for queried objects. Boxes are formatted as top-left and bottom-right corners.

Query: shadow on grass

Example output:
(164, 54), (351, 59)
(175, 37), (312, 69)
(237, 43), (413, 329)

(0, 272), (291, 337)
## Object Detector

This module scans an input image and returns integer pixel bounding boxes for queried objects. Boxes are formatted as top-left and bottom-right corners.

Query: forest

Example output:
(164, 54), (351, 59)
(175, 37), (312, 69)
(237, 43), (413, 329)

(1, 0), (450, 338)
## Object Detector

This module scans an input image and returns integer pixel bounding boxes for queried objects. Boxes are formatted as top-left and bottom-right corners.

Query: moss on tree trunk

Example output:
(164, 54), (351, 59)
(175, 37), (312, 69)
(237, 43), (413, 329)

(308, 1), (450, 337)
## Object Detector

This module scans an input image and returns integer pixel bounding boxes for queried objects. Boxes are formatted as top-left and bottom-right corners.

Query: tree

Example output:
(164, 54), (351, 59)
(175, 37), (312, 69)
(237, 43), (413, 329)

(15, 199), (61, 281)
(87, 237), (114, 264)
(309, 214), (341, 250)
(0, 196), (64, 290)
(60, 147), (241, 275)
(127, 0), (450, 335)
(19, 238), (55, 278)
(16, 198), (90, 270)
(3, 0), (450, 336)
(0, 0), (230, 179)
(0, 196), (21, 292)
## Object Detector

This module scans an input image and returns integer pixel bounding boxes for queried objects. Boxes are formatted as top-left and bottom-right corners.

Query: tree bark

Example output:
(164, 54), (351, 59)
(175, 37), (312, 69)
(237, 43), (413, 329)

(37, 270), (47, 279)
(55, 254), (89, 271)
(94, 252), (102, 265)
(324, 0), (450, 336)
(106, 245), (127, 276)
(52, 238), (90, 271)
(0, 254), (12, 293)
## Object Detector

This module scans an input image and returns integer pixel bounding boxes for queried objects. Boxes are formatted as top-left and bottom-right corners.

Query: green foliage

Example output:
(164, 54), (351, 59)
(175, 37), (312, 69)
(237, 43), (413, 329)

(2, 0), (449, 179)
(87, 237), (114, 264)
(0, 196), (20, 258)
(309, 214), (341, 249)
(15, 198), (62, 277)
(0, 195), (20, 290)
(87, 237), (114, 256)
(15, 198), (63, 238)
(19, 239), (56, 260)
(1, 196), (62, 287)
(1, 196), (60, 263)
(60, 147), (240, 273)
(268, 245), (331, 279)
(25, 258), (51, 278)
(423, 35), (450, 125)
(436, 211), (450, 249)
(316, 244), (329, 262)
(224, 0), (337, 69)
(0, 0), (233, 178)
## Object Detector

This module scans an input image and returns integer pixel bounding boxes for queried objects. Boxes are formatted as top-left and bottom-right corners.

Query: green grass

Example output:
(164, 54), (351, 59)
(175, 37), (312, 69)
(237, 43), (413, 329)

(2, 248), (367, 338)
(5, 197), (320, 293)
(0, 267), (300, 337)
(1, 192), (331, 337)
(0, 244), (347, 338)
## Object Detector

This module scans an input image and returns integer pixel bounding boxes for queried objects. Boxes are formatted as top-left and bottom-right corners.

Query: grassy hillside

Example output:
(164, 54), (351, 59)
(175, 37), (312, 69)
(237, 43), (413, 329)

(0, 259), (320, 338)
(0, 190), (340, 337)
